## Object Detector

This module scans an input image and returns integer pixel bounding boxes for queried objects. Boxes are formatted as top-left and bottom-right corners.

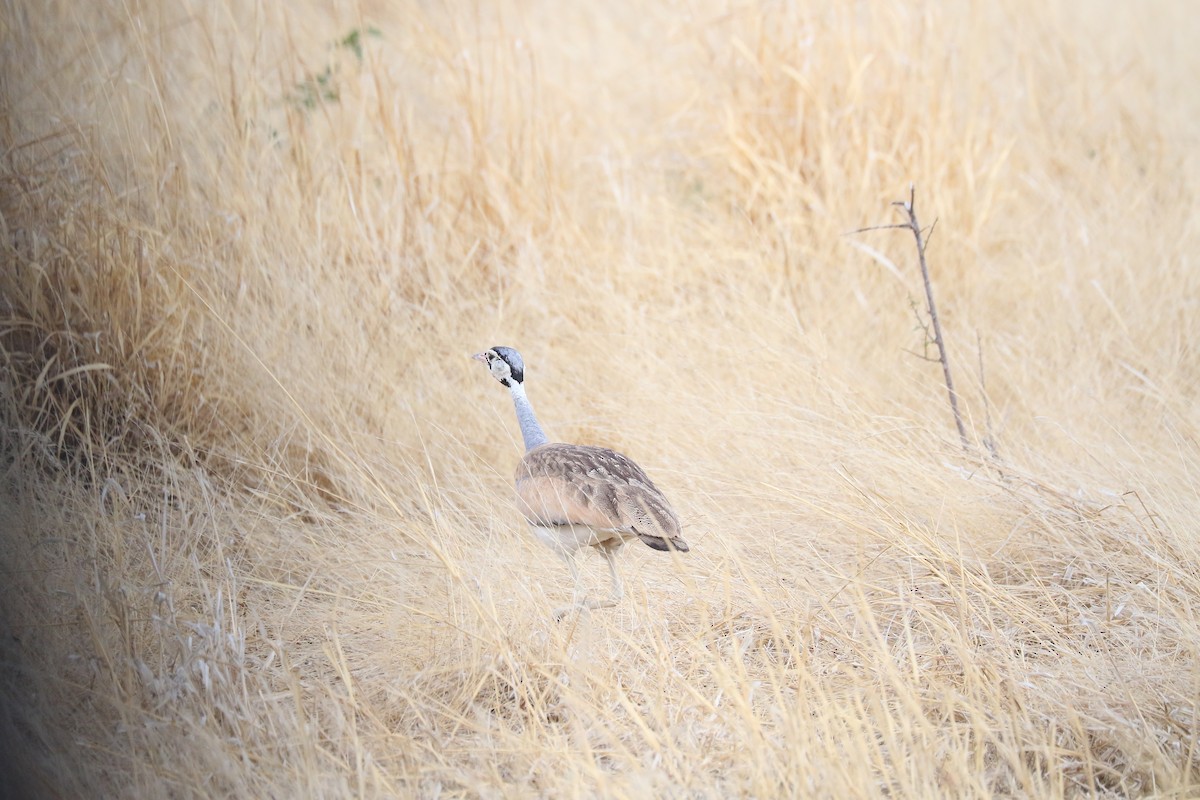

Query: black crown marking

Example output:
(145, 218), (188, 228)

(490, 346), (525, 384)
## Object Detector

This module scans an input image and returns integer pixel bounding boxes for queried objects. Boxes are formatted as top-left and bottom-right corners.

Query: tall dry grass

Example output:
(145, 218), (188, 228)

(2, 0), (1199, 796)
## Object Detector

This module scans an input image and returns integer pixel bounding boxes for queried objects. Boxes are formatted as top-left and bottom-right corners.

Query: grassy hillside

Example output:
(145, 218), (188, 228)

(2, 0), (1199, 796)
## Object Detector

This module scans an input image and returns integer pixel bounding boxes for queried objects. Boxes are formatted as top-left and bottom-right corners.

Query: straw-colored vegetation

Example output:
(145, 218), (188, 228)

(3, 0), (1199, 796)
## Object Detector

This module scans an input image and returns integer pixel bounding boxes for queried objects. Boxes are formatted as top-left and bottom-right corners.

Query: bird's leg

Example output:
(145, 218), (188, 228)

(601, 541), (624, 604)
(553, 555), (584, 620)
(553, 546), (623, 619)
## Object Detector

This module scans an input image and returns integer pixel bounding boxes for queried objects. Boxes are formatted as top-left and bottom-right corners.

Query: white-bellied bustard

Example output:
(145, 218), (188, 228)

(473, 346), (689, 617)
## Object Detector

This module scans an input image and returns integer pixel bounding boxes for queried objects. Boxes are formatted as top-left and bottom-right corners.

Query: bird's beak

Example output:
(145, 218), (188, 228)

(471, 352), (488, 364)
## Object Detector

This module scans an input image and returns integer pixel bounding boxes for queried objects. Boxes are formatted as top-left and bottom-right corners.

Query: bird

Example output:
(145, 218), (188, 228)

(473, 346), (688, 617)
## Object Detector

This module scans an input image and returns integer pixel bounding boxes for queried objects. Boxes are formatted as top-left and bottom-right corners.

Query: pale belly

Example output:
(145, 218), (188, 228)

(531, 524), (630, 556)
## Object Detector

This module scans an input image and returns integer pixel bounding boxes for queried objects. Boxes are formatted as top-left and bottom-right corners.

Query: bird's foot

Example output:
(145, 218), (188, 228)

(553, 597), (618, 621)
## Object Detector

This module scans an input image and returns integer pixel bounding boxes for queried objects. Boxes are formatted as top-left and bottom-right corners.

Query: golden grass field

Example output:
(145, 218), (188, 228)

(3, 0), (1200, 796)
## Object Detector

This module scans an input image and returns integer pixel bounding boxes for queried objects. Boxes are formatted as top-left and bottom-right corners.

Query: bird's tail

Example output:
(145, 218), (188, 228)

(638, 534), (690, 553)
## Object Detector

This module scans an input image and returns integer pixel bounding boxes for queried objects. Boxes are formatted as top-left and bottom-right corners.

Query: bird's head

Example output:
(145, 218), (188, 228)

(472, 346), (525, 388)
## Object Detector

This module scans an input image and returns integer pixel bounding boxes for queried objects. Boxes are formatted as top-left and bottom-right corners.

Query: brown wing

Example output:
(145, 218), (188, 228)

(514, 443), (689, 551)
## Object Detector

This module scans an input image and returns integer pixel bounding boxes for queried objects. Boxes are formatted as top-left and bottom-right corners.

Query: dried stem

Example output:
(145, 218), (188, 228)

(853, 186), (969, 449)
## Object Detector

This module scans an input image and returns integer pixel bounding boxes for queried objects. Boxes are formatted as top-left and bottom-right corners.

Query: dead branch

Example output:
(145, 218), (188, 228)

(853, 186), (969, 449)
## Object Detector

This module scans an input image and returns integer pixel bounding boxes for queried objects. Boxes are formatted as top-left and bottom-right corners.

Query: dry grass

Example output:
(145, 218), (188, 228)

(2, 0), (1199, 796)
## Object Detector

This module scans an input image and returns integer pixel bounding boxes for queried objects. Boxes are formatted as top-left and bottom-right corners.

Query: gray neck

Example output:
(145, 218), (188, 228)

(508, 382), (549, 451)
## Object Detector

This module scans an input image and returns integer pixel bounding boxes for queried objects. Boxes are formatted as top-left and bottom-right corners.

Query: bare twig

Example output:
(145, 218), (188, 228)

(896, 186), (968, 449)
(853, 185), (969, 449)
(902, 348), (942, 364)
(846, 223), (911, 235)
(908, 297), (935, 360)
